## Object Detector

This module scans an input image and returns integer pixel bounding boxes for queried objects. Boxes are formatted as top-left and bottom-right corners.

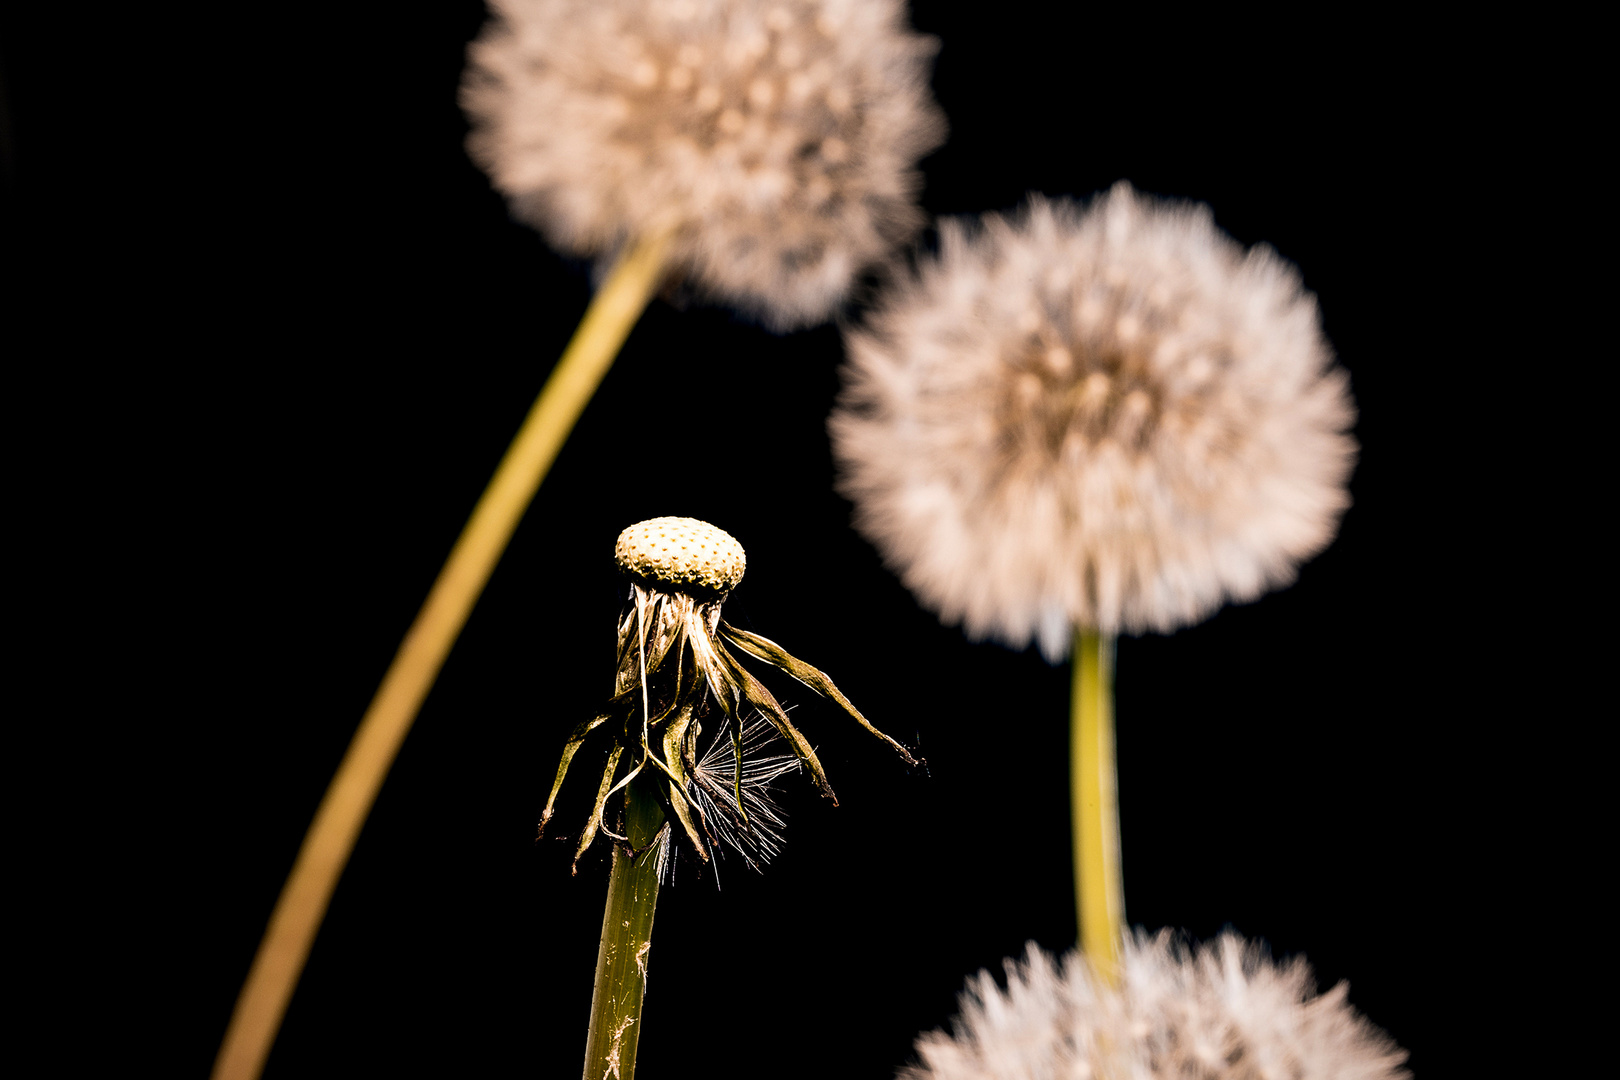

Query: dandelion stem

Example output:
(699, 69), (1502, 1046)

(1071, 629), (1124, 982)
(211, 230), (672, 1080)
(584, 777), (667, 1080)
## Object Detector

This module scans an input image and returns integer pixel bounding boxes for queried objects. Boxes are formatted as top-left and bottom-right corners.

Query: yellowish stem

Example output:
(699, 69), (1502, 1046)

(1071, 629), (1124, 983)
(211, 231), (673, 1080)
(582, 778), (666, 1080)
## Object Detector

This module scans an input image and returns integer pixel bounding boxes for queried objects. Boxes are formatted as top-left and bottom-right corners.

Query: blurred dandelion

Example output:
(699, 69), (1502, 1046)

(903, 933), (1408, 1080)
(831, 184), (1357, 976)
(464, 0), (946, 329)
(832, 184), (1356, 659)
(900, 932), (1406, 1075)
(215, 9), (943, 1079)
(557, 516), (919, 1080)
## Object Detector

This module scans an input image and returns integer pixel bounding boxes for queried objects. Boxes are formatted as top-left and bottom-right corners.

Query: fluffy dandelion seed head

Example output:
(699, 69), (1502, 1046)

(615, 516), (747, 595)
(902, 932), (1409, 1080)
(831, 184), (1357, 659)
(464, 0), (946, 330)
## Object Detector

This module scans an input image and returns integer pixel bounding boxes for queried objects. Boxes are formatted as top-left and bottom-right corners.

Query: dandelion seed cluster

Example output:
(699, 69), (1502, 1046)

(464, 0), (945, 330)
(903, 933), (1408, 1080)
(832, 185), (1357, 659)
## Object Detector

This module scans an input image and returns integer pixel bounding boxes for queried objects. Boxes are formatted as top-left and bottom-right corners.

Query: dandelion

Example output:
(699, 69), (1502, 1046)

(463, 0), (946, 330)
(830, 184), (1357, 976)
(544, 515), (918, 871)
(553, 517), (918, 1080)
(903, 933), (1409, 1080)
(832, 184), (1356, 657)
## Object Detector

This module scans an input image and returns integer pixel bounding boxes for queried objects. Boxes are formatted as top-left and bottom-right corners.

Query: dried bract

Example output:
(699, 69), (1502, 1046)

(464, 0), (946, 330)
(542, 517), (918, 872)
(903, 932), (1409, 1080)
(832, 185), (1357, 659)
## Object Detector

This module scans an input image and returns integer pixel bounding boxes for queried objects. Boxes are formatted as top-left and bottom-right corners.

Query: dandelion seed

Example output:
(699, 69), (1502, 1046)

(902, 933), (1409, 1080)
(831, 184), (1357, 660)
(463, 0), (946, 330)
(688, 714), (800, 876)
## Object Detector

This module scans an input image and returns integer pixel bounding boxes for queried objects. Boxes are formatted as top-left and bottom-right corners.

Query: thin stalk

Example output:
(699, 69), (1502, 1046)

(1071, 629), (1124, 982)
(583, 777), (667, 1080)
(212, 230), (673, 1080)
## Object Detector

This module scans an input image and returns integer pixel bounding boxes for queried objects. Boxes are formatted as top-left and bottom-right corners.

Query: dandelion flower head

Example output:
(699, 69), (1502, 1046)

(463, 0), (946, 330)
(902, 932), (1408, 1080)
(831, 185), (1357, 659)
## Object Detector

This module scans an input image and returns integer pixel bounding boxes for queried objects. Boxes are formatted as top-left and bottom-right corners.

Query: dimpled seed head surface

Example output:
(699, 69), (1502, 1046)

(615, 517), (747, 593)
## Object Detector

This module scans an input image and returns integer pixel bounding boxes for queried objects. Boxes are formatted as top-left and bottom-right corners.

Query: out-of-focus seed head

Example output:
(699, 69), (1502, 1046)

(832, 184), (1358, 659)
(463, 0), (946, 330)
(903, 933), (1409, 1080)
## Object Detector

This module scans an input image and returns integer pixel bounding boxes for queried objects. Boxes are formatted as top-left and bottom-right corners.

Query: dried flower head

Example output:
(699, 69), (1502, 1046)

(903, 932), (1409, 1080)
(831, 185), (1358, 660)
(541, 516), (918, 872)
(463, 0), (946, 330)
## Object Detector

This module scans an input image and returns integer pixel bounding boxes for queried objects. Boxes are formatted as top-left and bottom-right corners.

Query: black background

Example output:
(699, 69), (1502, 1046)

(6, 3), (1540, 1076)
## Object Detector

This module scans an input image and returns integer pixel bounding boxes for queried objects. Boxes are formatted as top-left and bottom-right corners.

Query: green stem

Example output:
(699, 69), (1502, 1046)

(1071, 629), (1124, 982)
(583, 777), (667, 1080)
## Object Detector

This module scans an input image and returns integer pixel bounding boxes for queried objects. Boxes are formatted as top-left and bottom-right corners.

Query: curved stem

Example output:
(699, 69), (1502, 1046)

(583, 778), (667, 1080)
(1071, 629), (1124, 982)
(211, 232), (672, 1080)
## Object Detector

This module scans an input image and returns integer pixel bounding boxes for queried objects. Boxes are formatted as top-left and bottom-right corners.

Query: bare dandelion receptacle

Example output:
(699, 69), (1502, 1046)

(614, 516), (747, 595)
